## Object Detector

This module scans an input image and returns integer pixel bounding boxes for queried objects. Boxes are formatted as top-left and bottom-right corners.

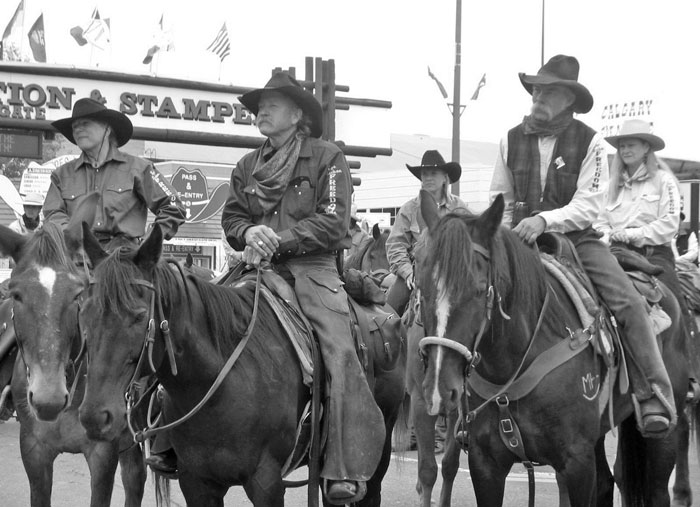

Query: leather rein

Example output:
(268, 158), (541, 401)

(122, 264), (263, 443)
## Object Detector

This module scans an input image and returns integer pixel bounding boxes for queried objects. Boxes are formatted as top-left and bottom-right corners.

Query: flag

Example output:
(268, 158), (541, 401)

(70, 9), (110, 50)
(206, 23), (230, 62)
(1, 0), (25, 61)
(27, 13), (45, 62)
(143, 14), (173, 64)
(427, 66), (448, 99)
(470, 73), (486, 101)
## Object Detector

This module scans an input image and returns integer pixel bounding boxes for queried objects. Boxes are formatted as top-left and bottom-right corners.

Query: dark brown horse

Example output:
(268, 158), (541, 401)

(77, 224), (405, 507)
(408, 191), (697, 506)
(345, 224), (395, 292)
(0, 203), (146, 507)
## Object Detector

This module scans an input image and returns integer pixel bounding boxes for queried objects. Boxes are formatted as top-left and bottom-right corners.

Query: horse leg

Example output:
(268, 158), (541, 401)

(84, 440), (120, 507)
(436, 411), (460, 507)
(467, 440), (511, 507)
(594, 436), (614, 507)
(179, 470), (227, 507)
(118, 443), (146, 507)
(557, 448), (597, 507)
(18, 422), (57, 507)
(671, 408), (692, 507)
(410, 393), (439, 507)
(556, 473), (571, 507)
(644, 431), (678, 507)
(244, 451), (285, 507)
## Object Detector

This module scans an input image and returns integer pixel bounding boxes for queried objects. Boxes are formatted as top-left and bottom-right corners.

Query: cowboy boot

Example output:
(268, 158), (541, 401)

(623, 317), (677, 438)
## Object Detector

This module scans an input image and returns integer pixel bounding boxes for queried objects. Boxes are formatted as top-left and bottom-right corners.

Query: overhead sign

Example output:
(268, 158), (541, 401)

(0, 129), (42, 158)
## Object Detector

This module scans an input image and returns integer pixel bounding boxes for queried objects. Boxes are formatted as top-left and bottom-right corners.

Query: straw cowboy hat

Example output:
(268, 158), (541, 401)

(406, 150), (461, 183)
(518, 54), (594, 114)
(605, 119), (665, 152)
(21, 193), (44, 206)
(52, 98), (134, 147)
(239, 72), (324, 138)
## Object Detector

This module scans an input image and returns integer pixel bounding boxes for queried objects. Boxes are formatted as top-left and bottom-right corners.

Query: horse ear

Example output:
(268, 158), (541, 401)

(0, 225), (29, 263)
(419, 190), (440, 231)
(81, 222), (108, 267)
(185, 252), (193, 267)
(135, 224), (163, 272)
(372, 223), (380, 240)
(64, 192), (99, 253)
(478, 194), (505, 238)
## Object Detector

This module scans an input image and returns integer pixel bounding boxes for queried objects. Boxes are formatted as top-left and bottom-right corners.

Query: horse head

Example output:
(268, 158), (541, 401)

(414, 191), (507, 415)
(0, 193), (98, 421)
(78, 224), (166, 440)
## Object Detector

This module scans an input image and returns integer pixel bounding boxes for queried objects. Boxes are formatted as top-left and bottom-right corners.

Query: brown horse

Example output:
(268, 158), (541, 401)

(345, 223), (394, 292)
(0, 199), (146, 507)
(408, 191), (697, 506)
(76, 224), (405, 507)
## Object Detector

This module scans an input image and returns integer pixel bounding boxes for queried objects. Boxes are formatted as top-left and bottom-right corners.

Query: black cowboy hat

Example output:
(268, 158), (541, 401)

(51, 97), (134, 147)
(406, 150), (461, 183)
(518, 54), (593, 114)
(239, 72), (324, 138)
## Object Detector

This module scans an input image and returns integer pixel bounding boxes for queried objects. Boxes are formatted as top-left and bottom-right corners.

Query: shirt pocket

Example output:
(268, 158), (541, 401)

(307, 273), (349, 315)
(103, 180), (135, 216)
(638, 193), (661, 221)
(283, 178), (315, 220)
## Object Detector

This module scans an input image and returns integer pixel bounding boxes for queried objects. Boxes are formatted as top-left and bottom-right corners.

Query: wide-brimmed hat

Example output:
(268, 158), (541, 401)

(239, 72), (323, 138)
(51, 98), (133, 147)
(605, 119), (665, 152)
(406, 150), (461, 183)
(22, 193), (44, 206)
(518, 54), (593, 114)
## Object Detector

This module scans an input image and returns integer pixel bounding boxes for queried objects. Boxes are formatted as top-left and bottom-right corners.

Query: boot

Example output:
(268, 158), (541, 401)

(624, 317), (677, 438)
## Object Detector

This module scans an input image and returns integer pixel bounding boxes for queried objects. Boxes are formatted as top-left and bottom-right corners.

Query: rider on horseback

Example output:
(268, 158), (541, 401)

(489, 55), (676, 437)
(221, 72), (386, 505)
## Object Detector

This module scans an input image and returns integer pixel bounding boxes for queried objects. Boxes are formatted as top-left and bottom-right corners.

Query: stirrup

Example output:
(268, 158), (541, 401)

(323, 479), (367, 506)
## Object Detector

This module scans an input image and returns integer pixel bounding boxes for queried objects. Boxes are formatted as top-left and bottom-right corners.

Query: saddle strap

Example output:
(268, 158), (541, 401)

(496, 398), (537, 507)
(468, 328), (591, 401)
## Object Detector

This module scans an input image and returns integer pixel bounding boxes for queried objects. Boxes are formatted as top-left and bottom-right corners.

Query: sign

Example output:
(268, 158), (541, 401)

(168, 164), (229, 223)
(0, 129), (42, 158)
(163, 244), (203, 254)
(20, 163), (52, 196)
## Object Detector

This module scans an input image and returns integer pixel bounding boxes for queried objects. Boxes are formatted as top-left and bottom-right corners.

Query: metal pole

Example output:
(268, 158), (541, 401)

(541, 0), (545, 66)
(451, 0), (462, 196)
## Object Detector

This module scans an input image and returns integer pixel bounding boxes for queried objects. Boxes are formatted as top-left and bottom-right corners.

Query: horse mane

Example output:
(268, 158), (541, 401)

(93, 248), (272, 358)
(345, 234), (374, 271)
(424, 213), (546, 311)
(15, 221), (77, 274)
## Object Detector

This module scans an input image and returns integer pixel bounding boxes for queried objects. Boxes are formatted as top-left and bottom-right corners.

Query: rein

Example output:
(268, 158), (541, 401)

(128, 267), (263, 443)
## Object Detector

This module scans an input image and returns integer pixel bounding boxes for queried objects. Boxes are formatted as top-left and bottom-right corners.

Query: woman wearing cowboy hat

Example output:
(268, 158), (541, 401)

(221, 72), (385, 505)
(43, 97), (186, 246)
(9, 193), (45, 235)
(385, 150), (469, 317)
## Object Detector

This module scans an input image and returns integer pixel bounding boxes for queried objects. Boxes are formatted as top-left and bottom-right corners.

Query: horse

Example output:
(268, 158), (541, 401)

(176, 252), (216, 281)
(408, 191), (697, 507)
(0, 199), (146, 507)
(76, 223), (405, 507)
(345, 223), (395, 292)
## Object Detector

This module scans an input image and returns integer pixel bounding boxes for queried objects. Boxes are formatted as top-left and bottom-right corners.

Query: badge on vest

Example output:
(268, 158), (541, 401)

(554, 156), (566, 170)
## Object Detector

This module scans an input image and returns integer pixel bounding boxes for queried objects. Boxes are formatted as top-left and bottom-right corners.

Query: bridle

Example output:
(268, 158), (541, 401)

(122, 264), (263, 443)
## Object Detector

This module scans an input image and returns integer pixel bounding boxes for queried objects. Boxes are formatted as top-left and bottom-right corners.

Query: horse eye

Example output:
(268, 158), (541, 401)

(11, 291), (22, 303)
(133, 310), (148, 324)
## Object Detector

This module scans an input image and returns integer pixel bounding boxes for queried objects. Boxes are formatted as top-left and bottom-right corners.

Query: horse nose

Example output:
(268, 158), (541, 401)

(28, 389), (69, 421)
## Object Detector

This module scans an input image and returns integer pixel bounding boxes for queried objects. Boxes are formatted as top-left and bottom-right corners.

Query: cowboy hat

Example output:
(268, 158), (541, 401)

(518, 54), (593, 114)
(51, 98), (134, 147)
(239, 72), (323, 138)
(605, 119), (665, 152)
(406, 150), (461, 183)
(21, 193), (44, 206)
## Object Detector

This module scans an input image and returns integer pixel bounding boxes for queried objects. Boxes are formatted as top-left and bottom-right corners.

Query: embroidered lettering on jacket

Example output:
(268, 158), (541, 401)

(326, 165), (339, 215)
(590, 142), (602, 192)
(150, 168), (175, 198)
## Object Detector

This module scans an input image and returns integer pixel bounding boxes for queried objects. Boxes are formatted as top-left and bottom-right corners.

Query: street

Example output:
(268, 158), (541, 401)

(0, 418), (697, 506)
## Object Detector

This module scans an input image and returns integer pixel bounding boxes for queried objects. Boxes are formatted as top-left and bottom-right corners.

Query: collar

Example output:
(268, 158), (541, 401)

(77, 145), (125, 168)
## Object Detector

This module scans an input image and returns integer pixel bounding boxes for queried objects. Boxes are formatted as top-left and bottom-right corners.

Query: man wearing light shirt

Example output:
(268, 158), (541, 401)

(489, 55), (676, 437)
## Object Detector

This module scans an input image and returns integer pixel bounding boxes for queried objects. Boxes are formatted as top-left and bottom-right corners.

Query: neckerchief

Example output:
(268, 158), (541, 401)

(521, 110), (574, 137)
(619, 163), (649, 189)
(252, 133), (304, 213)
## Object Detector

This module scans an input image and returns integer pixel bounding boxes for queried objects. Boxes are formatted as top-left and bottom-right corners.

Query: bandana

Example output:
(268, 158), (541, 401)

(522, 110), (574, 137)
(619, 163), (650, 189)
(251, 133), (304, 213)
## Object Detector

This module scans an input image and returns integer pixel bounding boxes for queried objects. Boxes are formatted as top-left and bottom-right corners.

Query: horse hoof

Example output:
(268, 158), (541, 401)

(325, 480), (367, 505)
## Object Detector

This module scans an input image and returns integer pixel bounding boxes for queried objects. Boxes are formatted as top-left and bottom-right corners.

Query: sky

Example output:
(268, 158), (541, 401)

(2, 0), (700, 160)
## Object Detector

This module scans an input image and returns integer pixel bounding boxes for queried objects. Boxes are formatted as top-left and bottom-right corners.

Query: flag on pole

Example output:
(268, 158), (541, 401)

(206, 23), (230, 62)
(70, 9), (110, 50)
(27, 13), (46, 62)
(427, 66), (448, 99)
(143, 14), (173, 64)
(1, 0), (25, 61)
(470, 73), (486, 100)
